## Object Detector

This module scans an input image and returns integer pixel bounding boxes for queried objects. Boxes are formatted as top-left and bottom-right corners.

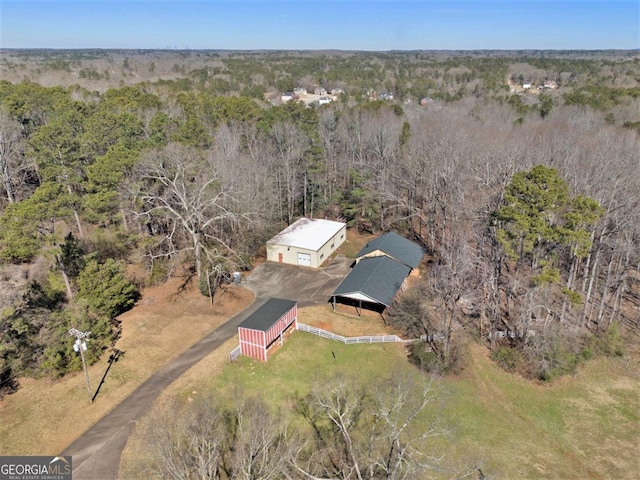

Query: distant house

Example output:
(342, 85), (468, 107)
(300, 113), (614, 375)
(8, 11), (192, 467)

(543, 80), (557, 89)
(281, 92), (294, 102)
(266, 217), (347, 268)
(522, 83), (532, 90)
(420, 97), (433, 106)
(293, 87), (307, 95)
(314, 87), (328, 95)
(331, 88), (345, 95)
(318, 97), (332, 105)
(379, 92), (394, 101)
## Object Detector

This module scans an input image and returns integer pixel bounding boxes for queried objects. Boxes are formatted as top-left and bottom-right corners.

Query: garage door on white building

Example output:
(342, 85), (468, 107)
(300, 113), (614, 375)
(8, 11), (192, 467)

(297, 252), (311, 267)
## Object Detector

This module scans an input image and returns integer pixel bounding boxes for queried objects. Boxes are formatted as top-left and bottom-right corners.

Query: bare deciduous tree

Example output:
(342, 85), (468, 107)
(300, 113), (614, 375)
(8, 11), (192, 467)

(130, 142), (253, 288)
(148, 397), (224, 480)
(145, 394), (299, 480)
(227, 396), (297, 480)
(269, 122), (309, 224)
(294, 373), (444, 480)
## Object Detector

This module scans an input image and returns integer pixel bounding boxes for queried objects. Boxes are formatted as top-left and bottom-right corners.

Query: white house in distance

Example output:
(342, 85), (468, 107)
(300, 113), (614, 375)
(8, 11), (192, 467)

(266, 218), (347, 268)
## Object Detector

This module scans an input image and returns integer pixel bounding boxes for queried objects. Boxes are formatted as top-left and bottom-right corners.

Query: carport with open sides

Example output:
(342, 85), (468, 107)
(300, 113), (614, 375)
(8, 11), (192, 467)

(331, 255), (411, 315)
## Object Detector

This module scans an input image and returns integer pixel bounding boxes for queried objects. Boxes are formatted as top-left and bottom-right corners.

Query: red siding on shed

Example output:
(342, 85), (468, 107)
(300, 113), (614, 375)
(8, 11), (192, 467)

(264, 304), (297, 346)
(238, 304), (297, 362)
(239, 327), (266, 362)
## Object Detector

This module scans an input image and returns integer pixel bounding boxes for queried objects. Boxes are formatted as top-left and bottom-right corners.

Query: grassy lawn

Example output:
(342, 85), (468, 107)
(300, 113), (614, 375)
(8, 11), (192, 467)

(217, 331), (410, 407)
(121, 330), (418, 479)
(4, 224), (637, 479)
(3, 266), (636, 479)
(121, 309), (640, 479)
(439, 345), (639, 479)
(338, 228), (375, 258)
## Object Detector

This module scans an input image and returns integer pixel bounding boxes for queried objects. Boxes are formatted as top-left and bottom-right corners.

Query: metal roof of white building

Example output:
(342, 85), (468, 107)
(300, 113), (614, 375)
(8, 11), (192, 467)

(267, 218), (345, 252)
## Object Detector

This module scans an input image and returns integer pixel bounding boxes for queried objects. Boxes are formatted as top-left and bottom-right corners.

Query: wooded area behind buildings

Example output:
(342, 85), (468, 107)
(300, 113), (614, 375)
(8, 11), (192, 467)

(0, 49), (638, 395)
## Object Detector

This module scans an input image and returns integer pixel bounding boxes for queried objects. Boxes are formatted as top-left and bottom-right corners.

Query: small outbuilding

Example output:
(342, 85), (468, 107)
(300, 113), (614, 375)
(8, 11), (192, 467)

(267, 218), (347, 268)
(238, 298), (298, 362)
(355, 231), (424, 269)
(331, 256), (411, 315)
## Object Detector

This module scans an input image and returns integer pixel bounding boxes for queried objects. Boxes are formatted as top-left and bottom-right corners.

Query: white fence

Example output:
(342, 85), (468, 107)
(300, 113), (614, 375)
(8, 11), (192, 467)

(297, 323), (415, 344)
(229, 345), (242, 362)
(229, 323), (420, 362)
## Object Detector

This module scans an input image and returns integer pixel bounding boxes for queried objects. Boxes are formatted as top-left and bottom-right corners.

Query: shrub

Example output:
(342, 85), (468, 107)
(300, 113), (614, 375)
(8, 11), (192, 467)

(409, 336), (468, 375)
(40, 303), (113, 377)
(491, 346), (524, 372)
(584, 324), (624, 358)
(0, 360), (18, 399)
(77, 259), (139, 319)
(148, 259), (170, 285)
(519, 324), (625, 382)
(409, 343), (440, 372)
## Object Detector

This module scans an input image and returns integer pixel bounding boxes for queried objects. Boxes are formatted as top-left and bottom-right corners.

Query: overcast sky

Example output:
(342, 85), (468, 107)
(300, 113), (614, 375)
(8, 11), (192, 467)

(1, 0), (638, 50)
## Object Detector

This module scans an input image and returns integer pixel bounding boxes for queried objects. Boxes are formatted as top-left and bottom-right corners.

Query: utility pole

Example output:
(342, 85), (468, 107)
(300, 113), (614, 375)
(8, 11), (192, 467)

(69, 328), (92, 403)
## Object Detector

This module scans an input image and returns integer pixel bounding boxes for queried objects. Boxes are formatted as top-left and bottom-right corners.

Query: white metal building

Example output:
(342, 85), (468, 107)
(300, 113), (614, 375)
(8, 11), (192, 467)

(266, 218), (347, 268)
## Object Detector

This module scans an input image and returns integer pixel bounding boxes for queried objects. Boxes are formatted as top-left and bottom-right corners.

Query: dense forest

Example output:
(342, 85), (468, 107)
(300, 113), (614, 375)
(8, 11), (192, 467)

(0, 49), (638, 398)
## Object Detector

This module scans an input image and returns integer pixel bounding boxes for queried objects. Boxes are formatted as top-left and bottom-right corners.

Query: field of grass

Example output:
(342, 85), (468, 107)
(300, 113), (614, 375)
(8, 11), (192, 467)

(121, 305), (640, 479)
(3, 253), (636, 479)
(442, 344), (639, 478)
(4, 221), (636, 479)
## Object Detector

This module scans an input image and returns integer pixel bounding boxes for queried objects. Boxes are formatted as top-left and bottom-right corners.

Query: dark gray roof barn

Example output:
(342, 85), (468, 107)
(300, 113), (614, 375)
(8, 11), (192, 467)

(332, 256), (411, 307)
(239, 298), (297, 332)
(355, 231), (424, 269)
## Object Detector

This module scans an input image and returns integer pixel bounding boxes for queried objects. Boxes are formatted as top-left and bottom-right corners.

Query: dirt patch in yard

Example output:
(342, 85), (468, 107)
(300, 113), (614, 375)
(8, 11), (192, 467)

(299, 305), (397, 337)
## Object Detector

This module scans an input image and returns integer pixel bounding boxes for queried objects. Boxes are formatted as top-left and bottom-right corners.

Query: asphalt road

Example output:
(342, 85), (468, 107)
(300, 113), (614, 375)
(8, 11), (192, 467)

(61, 257), (351, 480)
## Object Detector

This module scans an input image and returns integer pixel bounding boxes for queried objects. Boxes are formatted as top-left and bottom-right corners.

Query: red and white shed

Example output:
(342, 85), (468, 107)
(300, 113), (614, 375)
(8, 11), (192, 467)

(238, 298), (298, 362)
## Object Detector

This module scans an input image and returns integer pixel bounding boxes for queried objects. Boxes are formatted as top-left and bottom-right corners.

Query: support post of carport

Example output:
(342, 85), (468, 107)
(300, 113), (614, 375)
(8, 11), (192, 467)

(357, 299), (362, 316)
(332, 295), (336, 311)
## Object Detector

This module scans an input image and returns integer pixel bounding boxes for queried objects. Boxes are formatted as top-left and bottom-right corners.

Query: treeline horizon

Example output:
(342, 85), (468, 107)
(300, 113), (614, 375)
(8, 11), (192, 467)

(3, 48), (638, 55)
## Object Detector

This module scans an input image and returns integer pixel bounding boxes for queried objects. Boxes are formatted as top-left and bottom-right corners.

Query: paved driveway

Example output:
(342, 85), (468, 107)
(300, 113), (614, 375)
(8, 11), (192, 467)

(62, 256), (351, 480)
(243, 255), (351, 306)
